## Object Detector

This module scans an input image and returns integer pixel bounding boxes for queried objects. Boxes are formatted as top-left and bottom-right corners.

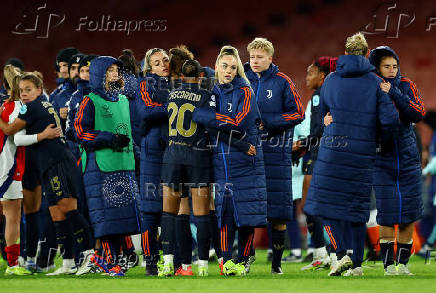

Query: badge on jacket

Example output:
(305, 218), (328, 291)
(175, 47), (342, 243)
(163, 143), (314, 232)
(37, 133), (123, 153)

(266, 90), (273, 99)
(227, 102), (232, 112)
(312, 95), (320, 107)
(19, 104), (27, 114)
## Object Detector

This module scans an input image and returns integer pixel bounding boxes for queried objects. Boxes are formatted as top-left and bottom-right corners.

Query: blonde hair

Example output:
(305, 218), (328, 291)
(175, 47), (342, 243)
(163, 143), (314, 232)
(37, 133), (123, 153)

(215, 46), (249, 85)
(143, 48), (168, 74)
(345, 32), (368, 56)
(3, 65), (22, 102)
(247, 37), (274, 56)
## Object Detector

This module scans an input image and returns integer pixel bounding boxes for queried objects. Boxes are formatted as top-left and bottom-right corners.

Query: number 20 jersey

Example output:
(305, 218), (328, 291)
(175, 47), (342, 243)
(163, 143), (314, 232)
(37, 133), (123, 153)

(18, 96), (69, 174)
(163, 83), (212, 167)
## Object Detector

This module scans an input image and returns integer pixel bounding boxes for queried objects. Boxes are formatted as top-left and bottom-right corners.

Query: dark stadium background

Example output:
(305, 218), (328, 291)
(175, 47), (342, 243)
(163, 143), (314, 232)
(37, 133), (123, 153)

(1, 0), (435, 143)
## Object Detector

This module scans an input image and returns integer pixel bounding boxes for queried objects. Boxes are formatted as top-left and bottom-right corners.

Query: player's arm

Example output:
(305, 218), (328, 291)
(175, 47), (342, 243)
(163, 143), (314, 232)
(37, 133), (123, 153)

(14, 124), (62, 146)
(0, 110), (26, 135)
(74, 96), (123, 150)
(138, 79), (167, 122)
(261, 73), (304, 131)
(192, 87), (250, 134)
(387, 79), (425, 123)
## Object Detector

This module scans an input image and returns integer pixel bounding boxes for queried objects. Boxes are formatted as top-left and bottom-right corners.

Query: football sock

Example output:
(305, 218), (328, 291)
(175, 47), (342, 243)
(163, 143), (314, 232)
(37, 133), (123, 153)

(380, 240), (394, 268)
(25, 212), (40, 259)
(271, 228), (285, 269)
(351, 222), (366, 268)
(195, 215), (211, 261)
(237, 226), (254, 264)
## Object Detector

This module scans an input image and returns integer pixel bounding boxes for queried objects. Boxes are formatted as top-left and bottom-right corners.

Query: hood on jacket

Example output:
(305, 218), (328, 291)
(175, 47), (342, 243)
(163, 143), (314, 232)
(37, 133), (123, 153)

(335, 55), (375, 78)
(244, 62), (279, 81)
(89, 56), (123, 101)
(368, 46), (401, 85)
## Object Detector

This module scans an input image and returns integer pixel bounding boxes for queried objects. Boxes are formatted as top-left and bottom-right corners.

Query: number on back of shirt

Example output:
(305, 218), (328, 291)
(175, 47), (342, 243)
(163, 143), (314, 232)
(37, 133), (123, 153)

(168, 102), (197, 137)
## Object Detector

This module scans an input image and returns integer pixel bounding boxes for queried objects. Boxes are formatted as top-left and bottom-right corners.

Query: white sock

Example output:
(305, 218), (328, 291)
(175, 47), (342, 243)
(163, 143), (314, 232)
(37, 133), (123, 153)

(163, 254), (174, 265)
(182, 264), (191, 270)
(198, 260), (208, 268)
(346, 249), (353, 255)
(314, 247), (328, 259)
(83, 249), (94, 257)
(27, 256), (36, 263)
(330, 253), (337, 266)
(291, 249), (302, 257)
(267, 249), (272, 254)
(63, 258), (74, 268)
(307, 248), (314, 255)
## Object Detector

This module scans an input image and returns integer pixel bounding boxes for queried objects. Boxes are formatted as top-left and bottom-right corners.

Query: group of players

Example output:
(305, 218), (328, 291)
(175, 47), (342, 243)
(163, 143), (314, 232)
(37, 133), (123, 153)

(0, 32), (428, 277)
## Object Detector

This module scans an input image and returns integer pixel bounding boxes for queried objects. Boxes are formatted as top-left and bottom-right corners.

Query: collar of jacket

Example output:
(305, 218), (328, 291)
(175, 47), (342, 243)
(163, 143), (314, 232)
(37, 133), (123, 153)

(244, 62), (279, 81)
(336, 55), (375, 77)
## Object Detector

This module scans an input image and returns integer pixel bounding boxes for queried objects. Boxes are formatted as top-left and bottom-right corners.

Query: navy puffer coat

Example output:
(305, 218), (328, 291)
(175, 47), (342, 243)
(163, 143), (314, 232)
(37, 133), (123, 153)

(304, 55), (399, 223)
(193, 77), (267, 228)
(369, 46), (425, 225)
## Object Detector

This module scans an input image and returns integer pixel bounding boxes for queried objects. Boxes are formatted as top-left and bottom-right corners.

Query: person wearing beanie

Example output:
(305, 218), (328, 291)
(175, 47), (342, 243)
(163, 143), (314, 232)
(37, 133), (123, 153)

(50, 48), (78, 100)
(304, 33), (400, 277)
(368, 46), (425, 276)
(244, 37), (304, 275)
(66, 54), (97, 147)
(51, 50), (83, 131)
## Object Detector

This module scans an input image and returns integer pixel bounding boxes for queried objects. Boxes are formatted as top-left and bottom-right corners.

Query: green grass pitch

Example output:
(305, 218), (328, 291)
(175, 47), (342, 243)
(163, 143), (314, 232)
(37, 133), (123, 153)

(1, 250), (436, 293)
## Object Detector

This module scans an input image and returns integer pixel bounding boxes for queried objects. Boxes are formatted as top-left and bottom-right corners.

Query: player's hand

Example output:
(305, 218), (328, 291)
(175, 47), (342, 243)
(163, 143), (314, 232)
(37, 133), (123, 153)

(246, 144), (256, 156)
(380, 82), (391, 93)
(42, 124), (62, 140)
(59, 107), (68, 119)
(259, 122), (265, 131)
(324, 112), (333, 126)
(112, 134), (130, 149)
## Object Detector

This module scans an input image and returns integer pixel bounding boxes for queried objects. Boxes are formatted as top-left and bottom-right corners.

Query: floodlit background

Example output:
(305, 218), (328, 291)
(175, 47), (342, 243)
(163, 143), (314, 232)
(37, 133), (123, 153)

(1, 0), (435, 142)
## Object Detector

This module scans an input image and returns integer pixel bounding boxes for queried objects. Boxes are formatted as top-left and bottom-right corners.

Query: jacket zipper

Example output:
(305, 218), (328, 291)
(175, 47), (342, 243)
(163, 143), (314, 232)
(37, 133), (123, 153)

(394, 140), (402, 223)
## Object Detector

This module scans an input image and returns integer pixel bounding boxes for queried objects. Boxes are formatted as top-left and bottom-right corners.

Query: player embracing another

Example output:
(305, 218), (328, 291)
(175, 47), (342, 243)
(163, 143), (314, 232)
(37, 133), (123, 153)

(193, 46), (267, 276)
(0, 72), (94, 275)
(158, 60), (213, 277)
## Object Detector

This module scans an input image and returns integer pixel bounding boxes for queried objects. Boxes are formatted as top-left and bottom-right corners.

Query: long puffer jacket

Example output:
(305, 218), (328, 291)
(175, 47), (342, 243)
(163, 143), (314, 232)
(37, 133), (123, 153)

(245, 63), (304, 221)
(369, 46), (425, 225)
(193, 77), (267, 228)
(304, 55), (399, 223)
(74, 56), (141, 237)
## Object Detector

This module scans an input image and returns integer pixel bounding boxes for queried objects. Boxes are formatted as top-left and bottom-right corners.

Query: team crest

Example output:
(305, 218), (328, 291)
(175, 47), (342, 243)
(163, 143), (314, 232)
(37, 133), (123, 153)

(227, 102), (232, 112)
(266, 89), (273, 99)
(102, 104), (113, 118)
